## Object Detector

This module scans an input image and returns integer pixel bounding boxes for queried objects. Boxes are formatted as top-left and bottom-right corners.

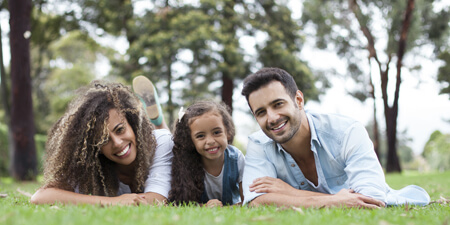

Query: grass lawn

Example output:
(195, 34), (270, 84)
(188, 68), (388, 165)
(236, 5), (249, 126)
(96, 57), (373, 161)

(1, 172), (449, 225)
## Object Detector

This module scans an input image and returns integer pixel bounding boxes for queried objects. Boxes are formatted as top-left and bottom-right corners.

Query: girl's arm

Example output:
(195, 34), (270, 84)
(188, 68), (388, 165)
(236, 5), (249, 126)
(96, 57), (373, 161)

(141, 192), (167, 205)
(233, 182), (244, 206)
(30, 187), (146, 206)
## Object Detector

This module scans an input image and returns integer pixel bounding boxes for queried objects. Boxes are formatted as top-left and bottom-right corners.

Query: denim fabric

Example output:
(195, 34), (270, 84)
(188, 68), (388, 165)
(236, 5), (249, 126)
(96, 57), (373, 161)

(242, 111), (430, 206)
(201, 145), (241, 205)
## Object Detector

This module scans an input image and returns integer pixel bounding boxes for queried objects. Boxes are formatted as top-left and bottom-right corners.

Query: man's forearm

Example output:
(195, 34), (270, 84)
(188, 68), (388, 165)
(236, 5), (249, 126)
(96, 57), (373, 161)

(249, 189), (385, 209)
(249, 193), (334, 208)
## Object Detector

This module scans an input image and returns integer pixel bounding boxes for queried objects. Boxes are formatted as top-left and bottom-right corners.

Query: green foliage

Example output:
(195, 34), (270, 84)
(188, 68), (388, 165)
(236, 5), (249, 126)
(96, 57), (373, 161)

(422, 130), (450, 171)
(0, 124), (46, 176)
(437, 50), (450, 97)
(32, 31), (99, 134)
(1, 172), (450, 225)
(252, 0), (319, 101)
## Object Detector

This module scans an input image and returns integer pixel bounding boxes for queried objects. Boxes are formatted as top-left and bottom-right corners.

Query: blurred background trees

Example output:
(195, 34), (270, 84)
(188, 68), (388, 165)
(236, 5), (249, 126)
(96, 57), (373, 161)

(301, 0), (449, 172)
(0, 0), (448, 179)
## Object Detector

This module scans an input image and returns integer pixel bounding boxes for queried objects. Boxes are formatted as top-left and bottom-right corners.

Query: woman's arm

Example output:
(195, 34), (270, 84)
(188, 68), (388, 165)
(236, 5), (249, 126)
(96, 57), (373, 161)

(30, 187), (146, 206)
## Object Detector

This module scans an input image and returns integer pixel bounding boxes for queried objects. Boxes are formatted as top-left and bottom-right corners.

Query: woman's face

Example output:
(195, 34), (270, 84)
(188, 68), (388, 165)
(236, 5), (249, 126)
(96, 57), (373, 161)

(100, 109), (137, 166)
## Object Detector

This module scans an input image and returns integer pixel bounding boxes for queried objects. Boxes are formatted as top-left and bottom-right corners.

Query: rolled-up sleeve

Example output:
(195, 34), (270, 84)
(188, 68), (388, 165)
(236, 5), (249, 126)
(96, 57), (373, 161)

(144, 129), (174, 198)
(342, 122), (388, 202)
(242, 138), (277, 205)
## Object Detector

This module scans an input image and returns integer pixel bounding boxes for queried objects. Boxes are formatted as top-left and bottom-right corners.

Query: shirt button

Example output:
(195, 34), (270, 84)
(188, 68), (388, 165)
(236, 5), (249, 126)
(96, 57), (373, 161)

(301, 182), (305, 185)
(291, 164), (296, 167)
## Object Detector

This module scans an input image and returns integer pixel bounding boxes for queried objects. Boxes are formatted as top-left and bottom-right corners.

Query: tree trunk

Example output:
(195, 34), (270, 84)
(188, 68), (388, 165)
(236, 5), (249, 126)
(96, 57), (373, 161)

(368, 59), (380, 161)
(220, 0), (237, 113)
(370, 80), (380, 160)
(167, 61), (174, 130)
(385, 107), (401, 172)
(221, 75), (233, 113)
(9, 0), (37, 180)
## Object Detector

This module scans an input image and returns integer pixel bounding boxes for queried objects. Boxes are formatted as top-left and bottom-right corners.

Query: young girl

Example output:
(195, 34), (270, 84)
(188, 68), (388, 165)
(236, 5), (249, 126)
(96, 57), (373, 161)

(169, 101), (245, 207)
(31, 81), (173, 205)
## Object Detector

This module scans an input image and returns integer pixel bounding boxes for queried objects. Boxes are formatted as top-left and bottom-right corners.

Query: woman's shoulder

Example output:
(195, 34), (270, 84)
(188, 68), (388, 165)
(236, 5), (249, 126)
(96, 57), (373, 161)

(153, 129), (174, 155)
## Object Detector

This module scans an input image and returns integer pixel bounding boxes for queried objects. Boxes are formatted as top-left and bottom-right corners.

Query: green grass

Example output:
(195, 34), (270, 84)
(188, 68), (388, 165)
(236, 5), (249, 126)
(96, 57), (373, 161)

(1, 172), (449, 225)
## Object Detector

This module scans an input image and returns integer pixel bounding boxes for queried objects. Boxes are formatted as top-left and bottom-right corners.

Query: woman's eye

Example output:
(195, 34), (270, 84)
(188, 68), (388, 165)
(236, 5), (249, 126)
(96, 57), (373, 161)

(116, 127), (125, 134)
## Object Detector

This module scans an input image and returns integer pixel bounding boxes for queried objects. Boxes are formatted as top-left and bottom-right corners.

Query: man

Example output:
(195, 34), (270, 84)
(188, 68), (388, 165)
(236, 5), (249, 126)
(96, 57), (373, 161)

(241, 67), (430, 208)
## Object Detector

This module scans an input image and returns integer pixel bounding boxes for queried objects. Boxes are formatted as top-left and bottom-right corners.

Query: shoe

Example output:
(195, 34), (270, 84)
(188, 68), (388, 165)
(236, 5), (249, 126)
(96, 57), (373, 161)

(132, 76), (163, 126)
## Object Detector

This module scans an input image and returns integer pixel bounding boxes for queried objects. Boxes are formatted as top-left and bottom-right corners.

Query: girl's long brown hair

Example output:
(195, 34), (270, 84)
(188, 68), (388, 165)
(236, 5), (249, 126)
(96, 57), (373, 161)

(168, 101), (235, 205)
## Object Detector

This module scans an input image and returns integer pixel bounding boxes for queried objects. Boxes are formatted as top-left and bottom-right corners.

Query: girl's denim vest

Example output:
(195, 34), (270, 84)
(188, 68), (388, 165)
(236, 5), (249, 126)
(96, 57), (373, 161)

(201, 145), (241, 205)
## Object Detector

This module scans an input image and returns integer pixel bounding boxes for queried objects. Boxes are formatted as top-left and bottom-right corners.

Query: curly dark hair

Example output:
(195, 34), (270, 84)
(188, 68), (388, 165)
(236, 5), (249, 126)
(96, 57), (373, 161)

(42, 81), (156, 196)
(168, 100), (235, 205)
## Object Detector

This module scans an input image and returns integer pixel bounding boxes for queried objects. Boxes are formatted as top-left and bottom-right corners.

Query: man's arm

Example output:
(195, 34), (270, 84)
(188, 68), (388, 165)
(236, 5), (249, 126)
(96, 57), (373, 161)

(342, 122), (388, 201)
(249, 189), (384, 209)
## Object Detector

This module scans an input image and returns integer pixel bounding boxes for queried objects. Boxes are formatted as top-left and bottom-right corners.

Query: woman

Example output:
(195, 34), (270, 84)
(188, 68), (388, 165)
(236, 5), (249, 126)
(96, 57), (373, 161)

(31, 81), (173, 205)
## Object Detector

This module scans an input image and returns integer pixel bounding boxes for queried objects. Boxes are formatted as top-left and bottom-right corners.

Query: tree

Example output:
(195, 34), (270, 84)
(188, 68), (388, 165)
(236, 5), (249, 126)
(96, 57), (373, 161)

(422, 130), (450, 171)
(251, 0), (319, 100)
(437, 50), (450, 98)
(302, 0), (450, 172)
(30, 2), (81, 133)
(207, 0), (249, 112)
(9, 0), (37, 180)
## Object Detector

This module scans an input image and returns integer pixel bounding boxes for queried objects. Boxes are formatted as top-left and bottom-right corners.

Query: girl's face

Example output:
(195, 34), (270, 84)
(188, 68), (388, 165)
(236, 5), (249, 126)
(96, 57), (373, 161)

(100, 109), (137, 166)
(189, 111), (228, 163)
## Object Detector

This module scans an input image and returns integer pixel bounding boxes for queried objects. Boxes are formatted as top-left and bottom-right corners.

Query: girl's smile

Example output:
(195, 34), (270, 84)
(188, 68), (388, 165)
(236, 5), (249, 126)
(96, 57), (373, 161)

(189, 111), (229, 167)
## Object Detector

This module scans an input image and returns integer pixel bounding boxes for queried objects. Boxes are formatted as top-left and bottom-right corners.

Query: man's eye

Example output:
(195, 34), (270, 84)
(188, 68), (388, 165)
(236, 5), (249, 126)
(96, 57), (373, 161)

(256, 110), (265, 117)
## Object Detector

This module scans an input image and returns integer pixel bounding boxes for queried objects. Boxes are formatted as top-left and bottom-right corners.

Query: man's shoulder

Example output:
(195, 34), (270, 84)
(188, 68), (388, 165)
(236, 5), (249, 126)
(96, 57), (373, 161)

(248, 130), (274, 145)
(307, 111), (361, 132)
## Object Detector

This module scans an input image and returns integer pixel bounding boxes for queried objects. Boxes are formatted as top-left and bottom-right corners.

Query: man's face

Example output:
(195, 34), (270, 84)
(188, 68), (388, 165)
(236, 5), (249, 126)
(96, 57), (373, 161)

(248, 81), (303, 144)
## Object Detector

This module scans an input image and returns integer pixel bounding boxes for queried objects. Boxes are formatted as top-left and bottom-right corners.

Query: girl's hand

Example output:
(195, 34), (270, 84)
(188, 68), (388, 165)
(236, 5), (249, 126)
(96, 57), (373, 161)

(109, 193), (147, 206)
(204, 199), (223, 208)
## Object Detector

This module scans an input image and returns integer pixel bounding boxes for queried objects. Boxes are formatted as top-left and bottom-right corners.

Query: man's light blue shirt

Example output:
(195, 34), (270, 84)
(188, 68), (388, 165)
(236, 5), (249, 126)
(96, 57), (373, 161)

(242, 111), (430, 206)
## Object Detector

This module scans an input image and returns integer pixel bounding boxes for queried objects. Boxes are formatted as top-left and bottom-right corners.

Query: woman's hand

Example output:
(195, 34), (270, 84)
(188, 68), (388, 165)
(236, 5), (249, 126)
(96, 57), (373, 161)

(109, 193), (147, 206)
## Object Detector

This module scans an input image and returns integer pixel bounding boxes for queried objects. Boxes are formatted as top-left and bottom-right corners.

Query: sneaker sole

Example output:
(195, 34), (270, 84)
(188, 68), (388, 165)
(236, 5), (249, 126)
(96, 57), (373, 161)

(132, 76), (159, 120)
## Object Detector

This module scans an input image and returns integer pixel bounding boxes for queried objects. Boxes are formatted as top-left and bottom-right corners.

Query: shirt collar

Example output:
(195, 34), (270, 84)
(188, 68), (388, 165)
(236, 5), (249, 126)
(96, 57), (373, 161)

(306, 111), (322, 150)
(274, 111), (322, 153)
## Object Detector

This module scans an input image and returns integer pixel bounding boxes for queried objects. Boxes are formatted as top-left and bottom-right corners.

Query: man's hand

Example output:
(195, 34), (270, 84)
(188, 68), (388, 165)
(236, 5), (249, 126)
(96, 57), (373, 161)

(332, 189), (385, 209)
(249, 176), (298, 196)
(204, 199), (223, 208)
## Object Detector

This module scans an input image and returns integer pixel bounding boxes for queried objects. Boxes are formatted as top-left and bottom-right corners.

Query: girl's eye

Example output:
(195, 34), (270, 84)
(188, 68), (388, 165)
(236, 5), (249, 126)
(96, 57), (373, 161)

(213, 130), (223, 135)
(196, 134), (205, 139)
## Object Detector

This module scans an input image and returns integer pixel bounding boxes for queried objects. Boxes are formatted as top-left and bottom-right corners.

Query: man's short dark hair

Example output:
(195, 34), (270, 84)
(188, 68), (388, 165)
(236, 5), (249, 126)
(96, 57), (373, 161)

(241, 67), (299, 102)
